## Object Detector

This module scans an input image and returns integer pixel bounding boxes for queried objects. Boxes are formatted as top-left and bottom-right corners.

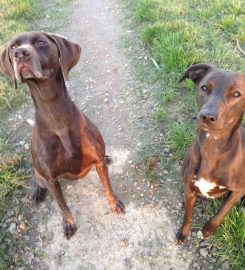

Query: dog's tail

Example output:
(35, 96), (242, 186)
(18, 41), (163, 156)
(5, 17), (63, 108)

(105, 155), (112, 165)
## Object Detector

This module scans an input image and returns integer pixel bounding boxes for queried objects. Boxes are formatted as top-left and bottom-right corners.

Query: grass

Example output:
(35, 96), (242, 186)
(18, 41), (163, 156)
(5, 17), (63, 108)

(0, 0), (34, 119)
(207, 201), (245, 270)
(0, 0), (72, 268)
(168, 122), (195, 159)
(0, 139), (30, 268)
(0, 1), (36, 267)
(128, 0), (245, 268)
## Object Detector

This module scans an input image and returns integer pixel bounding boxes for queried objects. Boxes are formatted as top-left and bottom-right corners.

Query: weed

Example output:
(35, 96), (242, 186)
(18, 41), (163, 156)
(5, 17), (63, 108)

(158, 89), (177, 105)
(168, 122), (195, 159)
(154, 109), (167, 122)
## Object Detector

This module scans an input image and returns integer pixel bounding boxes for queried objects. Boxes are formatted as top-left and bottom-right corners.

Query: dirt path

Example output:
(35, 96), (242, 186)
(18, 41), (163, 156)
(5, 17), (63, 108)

(5, 0), (198, 269)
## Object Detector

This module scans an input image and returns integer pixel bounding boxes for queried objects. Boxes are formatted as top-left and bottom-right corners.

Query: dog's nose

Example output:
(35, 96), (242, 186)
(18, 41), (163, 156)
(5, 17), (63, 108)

(14, 47), (31, 61)
(200, 110), (218, 123)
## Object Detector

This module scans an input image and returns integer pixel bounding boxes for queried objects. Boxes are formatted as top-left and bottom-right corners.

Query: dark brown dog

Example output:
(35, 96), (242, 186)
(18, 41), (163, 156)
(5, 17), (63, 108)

(0, 31), (124, 239)
(176, 63), (245, 244)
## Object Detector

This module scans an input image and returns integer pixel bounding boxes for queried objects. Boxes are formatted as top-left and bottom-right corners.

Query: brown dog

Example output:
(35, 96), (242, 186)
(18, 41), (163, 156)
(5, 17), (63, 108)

(0, 31), (124, 239)
(176, 63), (245, 244)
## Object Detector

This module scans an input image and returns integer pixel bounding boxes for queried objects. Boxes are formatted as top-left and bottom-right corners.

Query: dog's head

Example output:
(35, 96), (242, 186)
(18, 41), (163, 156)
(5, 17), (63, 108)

(0, 31), (81, 88)
(180, 63), (245, 131)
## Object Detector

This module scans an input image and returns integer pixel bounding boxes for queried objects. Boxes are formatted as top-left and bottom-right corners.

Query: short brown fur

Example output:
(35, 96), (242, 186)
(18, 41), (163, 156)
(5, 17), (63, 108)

(177, 63), (245, 244)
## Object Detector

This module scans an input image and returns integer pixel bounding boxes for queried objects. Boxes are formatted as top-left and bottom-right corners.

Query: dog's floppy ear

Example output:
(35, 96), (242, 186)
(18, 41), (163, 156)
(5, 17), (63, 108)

(179, 63), (214, 84)
(48, 33), (81, 80)
(0, 47), (17, 89)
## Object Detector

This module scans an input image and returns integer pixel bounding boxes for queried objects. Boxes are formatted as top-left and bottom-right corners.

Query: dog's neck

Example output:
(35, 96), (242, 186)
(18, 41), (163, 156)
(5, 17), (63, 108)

(25, 68), (79, 128)
(26, 69), (70, 107)
(197, 118), (243, 179)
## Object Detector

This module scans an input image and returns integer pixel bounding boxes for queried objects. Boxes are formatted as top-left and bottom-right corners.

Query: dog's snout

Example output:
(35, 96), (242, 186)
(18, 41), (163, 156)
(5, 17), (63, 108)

(14, 47), (31, 61)
(200, 110), (218, 123)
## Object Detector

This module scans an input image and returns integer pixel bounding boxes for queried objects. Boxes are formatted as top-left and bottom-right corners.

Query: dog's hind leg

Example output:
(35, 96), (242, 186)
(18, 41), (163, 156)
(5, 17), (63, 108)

(32, 169), (48, 204)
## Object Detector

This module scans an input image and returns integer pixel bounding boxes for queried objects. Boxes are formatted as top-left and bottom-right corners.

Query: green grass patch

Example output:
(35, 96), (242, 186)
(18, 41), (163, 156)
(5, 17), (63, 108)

(158, 89), (177, 105)
(0, 0), (36, 119)
(0, 140), (30, 268)
(154, 108), (167, 122)
(207, 200), (245, 270)
(168, 122), (195, 159)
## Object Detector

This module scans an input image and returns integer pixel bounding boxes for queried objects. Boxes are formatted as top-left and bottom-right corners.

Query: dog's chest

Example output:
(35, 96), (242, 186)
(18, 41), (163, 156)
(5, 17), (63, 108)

(193, 177), (227, 198)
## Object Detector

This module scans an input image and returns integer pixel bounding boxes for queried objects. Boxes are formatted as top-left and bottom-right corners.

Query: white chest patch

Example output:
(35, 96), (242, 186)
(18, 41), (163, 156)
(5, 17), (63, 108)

(194, 178), (226, 198)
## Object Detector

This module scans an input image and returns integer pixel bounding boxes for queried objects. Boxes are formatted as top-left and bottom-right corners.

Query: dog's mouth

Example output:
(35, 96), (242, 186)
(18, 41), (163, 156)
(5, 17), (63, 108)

(197, 118), (224, 131)
(14, 61), (47, 83)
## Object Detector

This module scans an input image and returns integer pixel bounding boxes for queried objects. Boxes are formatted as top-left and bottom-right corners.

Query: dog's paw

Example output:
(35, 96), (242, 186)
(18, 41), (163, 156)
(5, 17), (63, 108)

(202, 221), (216, 238)
(105, 155), (112, 164)
(63, 221), (77, 240)
(111, 199), (125, 214)
(176, 231), (188, 245)
(32, 186), (47, 204)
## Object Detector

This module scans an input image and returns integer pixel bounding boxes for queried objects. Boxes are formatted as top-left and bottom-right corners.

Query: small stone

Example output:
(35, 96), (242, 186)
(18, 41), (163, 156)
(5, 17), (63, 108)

(197, 230), (204, 239)
(18, 222), (26, 232)
(222, 261), (230, 270)
(27, 119), (35, 126)
(193, 262), (199, 268)
(118, 240), (128, 247)
(104, 98), (109, 103)
(199, 248), (208, 257)
(67, 185), (73, 190)
(24, 144), (30, 150)
(163, 170), (168, 175)
(19, 141), (25, 146)
(8, 222), (16, 233)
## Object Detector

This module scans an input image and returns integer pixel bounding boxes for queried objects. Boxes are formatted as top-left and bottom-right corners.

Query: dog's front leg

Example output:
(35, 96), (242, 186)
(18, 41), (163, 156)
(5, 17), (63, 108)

(202, 190), (245, 238)
(46, 180), (77, 239)
(96, 159), (125, 214)
(176, 186), (197, 244)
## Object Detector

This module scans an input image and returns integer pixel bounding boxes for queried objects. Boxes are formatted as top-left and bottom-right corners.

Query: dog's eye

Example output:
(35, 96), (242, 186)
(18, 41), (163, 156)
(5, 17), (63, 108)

(201, 85), (208, 92)
(232, 91), (241, 98)
(10, 44), (17, 50)
(37, 39), (46, 46)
